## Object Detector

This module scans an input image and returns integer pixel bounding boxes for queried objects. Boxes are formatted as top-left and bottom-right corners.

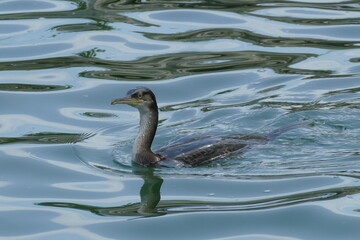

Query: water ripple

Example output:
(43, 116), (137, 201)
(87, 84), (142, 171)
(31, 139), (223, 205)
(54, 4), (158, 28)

(0, 0), (74, 14)
(0, 83), (70, 92)
(0, 51), (328, 81)
(143, 28), (360, 49)
(1, 0), (360, 239)
(148, 10), (246, 25)
(0, 43), (73, 60)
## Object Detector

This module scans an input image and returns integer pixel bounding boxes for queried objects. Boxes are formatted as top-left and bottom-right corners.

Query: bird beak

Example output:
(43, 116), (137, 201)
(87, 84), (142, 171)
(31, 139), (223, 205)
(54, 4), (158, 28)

(111, 96), (143, 106)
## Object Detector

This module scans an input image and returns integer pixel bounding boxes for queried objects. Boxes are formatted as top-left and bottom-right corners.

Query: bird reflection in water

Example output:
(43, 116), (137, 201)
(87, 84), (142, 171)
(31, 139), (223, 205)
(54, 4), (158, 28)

(38, 168), (165, 217)
(136, 168), (164, 215)
(37, 165), (357, 218)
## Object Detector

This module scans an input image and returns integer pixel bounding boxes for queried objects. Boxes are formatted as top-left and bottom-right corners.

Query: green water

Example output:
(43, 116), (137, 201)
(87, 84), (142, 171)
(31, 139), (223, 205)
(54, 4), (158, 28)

(1, 0), (360, 239)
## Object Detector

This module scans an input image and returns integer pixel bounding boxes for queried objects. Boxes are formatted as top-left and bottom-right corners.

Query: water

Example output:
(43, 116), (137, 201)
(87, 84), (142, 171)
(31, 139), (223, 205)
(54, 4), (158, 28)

(1, 0), (360, 239)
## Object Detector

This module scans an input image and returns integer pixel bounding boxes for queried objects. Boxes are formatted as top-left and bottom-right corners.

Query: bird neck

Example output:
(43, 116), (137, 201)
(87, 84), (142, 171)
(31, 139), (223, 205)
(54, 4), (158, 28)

(132, 103), (159, 166)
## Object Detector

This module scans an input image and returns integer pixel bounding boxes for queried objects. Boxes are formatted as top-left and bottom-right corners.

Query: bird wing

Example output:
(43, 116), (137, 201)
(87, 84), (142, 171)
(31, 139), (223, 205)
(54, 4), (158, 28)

(156, 134), (268, 166)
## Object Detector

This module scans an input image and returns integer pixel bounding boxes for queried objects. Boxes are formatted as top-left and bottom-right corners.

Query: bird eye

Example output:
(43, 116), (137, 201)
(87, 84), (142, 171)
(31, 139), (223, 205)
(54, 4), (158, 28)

(137, 93), (143, 99)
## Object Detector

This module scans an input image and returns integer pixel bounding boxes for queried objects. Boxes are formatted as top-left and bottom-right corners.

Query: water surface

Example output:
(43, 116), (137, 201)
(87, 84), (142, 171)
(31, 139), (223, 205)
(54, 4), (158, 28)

(1, 0), (360, 239)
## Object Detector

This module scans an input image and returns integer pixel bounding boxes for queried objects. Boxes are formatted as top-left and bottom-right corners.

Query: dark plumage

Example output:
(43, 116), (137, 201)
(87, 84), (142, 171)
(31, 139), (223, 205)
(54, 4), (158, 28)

(111, 87), (307, 167)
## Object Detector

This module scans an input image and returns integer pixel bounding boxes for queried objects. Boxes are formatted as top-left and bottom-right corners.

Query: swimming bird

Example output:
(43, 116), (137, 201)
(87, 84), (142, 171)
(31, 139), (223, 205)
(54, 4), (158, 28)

(111, 86), (308, 167)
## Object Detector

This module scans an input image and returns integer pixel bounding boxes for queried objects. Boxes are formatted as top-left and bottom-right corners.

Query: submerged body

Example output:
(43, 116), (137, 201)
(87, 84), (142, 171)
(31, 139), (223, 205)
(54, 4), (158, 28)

(111, 87), (307, 167)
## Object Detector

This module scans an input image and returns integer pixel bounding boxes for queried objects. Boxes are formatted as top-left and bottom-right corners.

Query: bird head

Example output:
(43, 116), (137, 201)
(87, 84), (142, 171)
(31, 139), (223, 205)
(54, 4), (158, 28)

(111, 87), (157, 110)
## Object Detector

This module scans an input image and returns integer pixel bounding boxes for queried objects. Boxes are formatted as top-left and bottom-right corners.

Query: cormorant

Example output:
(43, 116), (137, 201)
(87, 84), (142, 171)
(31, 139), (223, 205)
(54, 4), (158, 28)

(111, 86), (307, 167)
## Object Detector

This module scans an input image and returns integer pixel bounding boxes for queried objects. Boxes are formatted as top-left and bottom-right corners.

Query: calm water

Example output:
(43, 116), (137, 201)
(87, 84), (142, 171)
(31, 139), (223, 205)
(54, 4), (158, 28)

(1, 0), (360, 239)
